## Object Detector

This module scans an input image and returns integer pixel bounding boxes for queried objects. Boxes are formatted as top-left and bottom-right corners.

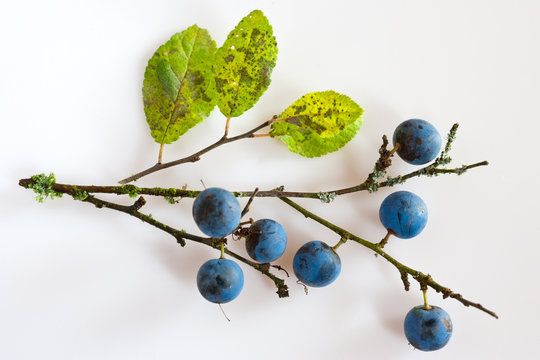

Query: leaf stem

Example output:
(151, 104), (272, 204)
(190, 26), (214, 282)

(158, 142), (165, 164)
(223, 116), (232, 138)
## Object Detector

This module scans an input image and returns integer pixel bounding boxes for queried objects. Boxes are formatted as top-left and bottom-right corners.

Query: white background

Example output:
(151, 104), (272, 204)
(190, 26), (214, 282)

(1, 0), (539, 359)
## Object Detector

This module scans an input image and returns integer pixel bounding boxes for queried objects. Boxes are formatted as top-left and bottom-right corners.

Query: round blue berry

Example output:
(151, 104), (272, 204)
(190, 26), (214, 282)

(293, 240), (341, 287)
(246, 219), (287, 263)
(196, 258), (244, 304)
(404, 305), (453, 351)
(393, 119), (442, 165)
(379, 191), (428, 239)
(192, 187), (241, 238)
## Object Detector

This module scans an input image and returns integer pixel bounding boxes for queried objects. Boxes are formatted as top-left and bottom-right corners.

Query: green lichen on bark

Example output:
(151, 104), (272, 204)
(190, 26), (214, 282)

(23, 173), (63, 202)
(270, 91), (363, 157)
(116, 184), (141, 198)
(72, 187), (88, 200)
(213, 10), (278, 117)
(143, 25), (217, 145)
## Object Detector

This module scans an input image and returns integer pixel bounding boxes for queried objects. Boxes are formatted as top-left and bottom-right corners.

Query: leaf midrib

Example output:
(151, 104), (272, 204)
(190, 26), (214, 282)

(160, 27), (202, 145)
(282, 108), (362, 124)
(228, 19), (257, 115)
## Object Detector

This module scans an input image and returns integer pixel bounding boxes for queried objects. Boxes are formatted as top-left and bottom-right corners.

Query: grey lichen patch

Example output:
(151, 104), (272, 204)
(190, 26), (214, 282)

(25, 173), (63, 203)
(317, 192), (337, 204)
(367, 182), (380, 193)
(435, 155), (452, 166)
(456, 165), (468, 175)
(385, 175), (405, 187)
(371, 168), (387, 181)
(434, 123), (459, 166)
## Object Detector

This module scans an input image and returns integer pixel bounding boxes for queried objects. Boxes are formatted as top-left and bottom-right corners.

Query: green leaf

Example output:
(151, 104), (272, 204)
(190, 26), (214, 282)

(270, 91), (364, 157)
(143, 25), (217, 145)
(214, 10), (278, 118)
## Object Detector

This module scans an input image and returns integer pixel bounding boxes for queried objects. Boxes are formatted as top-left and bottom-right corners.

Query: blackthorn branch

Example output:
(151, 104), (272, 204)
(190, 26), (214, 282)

(26, 159), (487, 201)
(24, 124), (488, 202)
(18, 124), (496, 319)
(278, 196), (498, 319)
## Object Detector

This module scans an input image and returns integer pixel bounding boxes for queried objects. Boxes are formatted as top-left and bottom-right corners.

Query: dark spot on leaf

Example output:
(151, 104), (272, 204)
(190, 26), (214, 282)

(284, 116), (305, 127)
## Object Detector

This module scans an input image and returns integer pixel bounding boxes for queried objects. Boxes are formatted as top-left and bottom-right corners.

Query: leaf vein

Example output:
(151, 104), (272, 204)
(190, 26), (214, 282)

(160, 28), (202, 146)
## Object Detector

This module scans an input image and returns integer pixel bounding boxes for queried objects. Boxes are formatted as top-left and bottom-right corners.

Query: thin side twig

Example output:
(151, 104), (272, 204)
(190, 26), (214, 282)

(119, 116), (278, 184)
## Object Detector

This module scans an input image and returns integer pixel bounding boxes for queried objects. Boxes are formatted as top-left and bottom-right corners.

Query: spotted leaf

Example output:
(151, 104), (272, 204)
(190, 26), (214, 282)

(270, 91), (364, 157)
(214, 10), (278, 118)
(143, 25), (217, 145)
